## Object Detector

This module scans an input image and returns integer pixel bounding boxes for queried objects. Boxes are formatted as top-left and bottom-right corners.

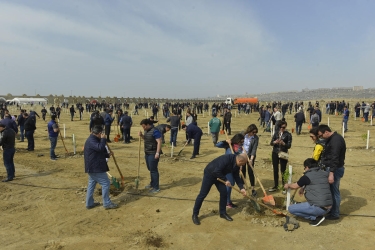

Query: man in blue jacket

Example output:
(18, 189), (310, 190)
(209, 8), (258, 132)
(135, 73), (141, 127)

(104, 110), (115, 143)
(192, 153), (248, 225)
(47, 115), (59, 161)
(84, 125), (118, 210)
(182, 123), (203, 159)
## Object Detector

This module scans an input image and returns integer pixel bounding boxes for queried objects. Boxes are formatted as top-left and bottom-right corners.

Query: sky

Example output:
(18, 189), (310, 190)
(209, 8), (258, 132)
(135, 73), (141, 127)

(1, 0), (375, 99)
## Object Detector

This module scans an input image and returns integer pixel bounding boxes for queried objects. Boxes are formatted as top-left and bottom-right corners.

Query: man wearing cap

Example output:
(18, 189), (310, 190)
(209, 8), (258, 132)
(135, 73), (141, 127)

(119, 111), (132, 144)
(0, 122), (16, 182)
(285, 158), (332, 226)
(47, 115), (60, 161)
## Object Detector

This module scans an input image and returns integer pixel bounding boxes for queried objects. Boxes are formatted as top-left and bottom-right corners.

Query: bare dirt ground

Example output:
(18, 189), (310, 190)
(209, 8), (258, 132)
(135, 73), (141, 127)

(1, 102), (375, 250)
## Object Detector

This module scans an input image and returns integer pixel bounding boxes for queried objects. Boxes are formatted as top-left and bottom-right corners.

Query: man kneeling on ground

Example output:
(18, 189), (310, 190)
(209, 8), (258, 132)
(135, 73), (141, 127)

(284, 158), (332, 226)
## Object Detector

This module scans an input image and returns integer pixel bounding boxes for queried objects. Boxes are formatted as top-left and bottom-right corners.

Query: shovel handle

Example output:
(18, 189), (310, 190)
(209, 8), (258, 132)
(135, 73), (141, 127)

(106, 143), (125, 187)
(242, 147), (268, 196)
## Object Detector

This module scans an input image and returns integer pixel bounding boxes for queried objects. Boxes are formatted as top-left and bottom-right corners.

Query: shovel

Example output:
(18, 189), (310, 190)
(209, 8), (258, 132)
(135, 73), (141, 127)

(135, 134), (141, 189)
(224, 130), (260, 212)
(106, 143), (125, 187)
(177, 142), (188, 156)
(217, 178), (287, 217)
(58, 130), (75, 157)
(243, 148), (275, 206)
(107, 172), (120, 189)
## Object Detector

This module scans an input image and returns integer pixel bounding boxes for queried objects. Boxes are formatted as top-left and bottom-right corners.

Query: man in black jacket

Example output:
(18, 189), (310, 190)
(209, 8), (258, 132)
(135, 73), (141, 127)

(24, 113), (36, 151)
(318, 125), (346, 220)
(0, 123), (16, 182)
(192, 153), (248, 225)
(84, 125), (118, 210)
(294, 109), (306, 135)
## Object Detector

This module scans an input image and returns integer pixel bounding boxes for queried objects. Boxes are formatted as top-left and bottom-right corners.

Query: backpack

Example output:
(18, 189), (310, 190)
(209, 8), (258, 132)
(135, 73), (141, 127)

(312, 114), (319, 123)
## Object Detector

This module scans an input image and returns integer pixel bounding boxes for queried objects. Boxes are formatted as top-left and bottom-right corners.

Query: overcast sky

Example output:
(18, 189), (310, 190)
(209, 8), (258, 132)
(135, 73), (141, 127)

(1, 0), (375, 99)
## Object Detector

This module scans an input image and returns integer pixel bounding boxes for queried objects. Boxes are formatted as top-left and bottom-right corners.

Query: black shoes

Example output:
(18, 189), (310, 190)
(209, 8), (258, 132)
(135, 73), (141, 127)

(2, 178), (13, 182)
(325, 214), (340, 220)
(220, 213), (233, 221)
(192, 214), (200, 225)
(190, 155), (196, 159)
(310, 216), (325, 226)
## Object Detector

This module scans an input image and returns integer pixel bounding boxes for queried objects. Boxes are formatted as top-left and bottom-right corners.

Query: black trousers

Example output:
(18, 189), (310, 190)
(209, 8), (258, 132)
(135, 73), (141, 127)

(105, 125), (111, 141)
(241, 156), (256, 186)
(193, 171), (227, 215)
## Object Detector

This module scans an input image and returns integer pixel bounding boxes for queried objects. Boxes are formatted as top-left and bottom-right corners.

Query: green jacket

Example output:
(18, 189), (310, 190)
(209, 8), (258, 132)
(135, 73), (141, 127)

(209, 117), (221, 133)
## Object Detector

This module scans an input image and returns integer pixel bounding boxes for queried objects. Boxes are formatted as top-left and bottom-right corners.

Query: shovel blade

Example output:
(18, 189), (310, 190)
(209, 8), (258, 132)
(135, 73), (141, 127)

(262, 195), (276, 206)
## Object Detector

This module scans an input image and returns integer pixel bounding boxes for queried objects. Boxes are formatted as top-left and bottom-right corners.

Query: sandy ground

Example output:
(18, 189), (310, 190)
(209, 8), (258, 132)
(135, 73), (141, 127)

(1, 104), (375, 250)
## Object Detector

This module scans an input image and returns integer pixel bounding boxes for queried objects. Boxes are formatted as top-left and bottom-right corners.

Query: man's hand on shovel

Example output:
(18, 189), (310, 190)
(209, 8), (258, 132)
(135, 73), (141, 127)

(224, 180), (247, 197)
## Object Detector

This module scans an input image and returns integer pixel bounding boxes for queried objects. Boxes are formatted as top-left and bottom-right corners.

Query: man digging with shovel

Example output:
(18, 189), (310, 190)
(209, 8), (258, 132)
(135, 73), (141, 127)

(192, 153), (248, 225)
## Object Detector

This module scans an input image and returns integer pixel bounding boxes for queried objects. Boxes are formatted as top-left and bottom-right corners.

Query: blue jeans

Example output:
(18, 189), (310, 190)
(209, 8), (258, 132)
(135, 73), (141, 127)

(86, 172), (111, 207)
(226, 173), (234, 203)
(19, 125), (25, 141)
(343, 119), (348, 130)
(296, 122), (302, 134)
(25, 130), (35, 150)
(3, 148), (16, 180)
(364, 112), (369, 122)
(288, 202), (328, 220)
(326, 167), (345, 217)
(49, 136), (58, 158)
(193, 171), (227, 215)
(170, 128), (178, 147)
(145, 154), (159, 189)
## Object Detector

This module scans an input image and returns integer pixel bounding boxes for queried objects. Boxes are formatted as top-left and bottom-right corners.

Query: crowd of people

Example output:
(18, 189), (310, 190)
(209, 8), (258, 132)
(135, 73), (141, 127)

(0, 99), (352, 226)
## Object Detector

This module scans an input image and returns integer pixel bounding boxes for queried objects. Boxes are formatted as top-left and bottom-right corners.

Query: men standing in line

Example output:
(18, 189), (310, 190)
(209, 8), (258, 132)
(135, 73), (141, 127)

(24, 113), (36, 151)
(139, 119), (162, 193)
(0, 122), (16, 182)
(47, 115), (59, 161)
(84, 125), (118, 210)
(318, 125), (346, 220)
(182, 123), (203, 159)
(192, 153), (248, 225)
(209, 113), (221, 145)
(104, 110), (114, 143)
(285, 158), (332, 226)
(166, 111), (180, 147)
(223, 108), (232, 135)
(120, 111), (132, 144)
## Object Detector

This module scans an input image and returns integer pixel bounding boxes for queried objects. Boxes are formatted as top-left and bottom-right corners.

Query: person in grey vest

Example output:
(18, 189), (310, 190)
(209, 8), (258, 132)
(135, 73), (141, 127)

(138, 119), (162, 193)
(285, 158), (332, 227)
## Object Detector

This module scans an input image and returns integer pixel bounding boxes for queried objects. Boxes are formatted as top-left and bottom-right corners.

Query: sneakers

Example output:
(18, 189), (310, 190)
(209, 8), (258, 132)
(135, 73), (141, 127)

(145, 185), (152, 189)
(268, 187), (277, 192)
(104, 203), (118, 210)
(149, 188), (160, 193)
(310, 216), (325, 226)
(51, 158), (57, 161)
(86, 202), (100, 209)
(226, 202), (238, 208)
